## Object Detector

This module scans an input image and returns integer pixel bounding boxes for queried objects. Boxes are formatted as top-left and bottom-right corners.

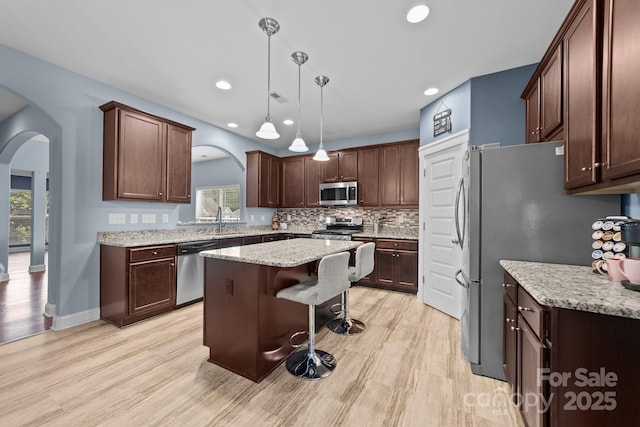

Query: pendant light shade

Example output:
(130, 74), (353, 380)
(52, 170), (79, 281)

(256, 18), (280, 140)
(288, 51), (309, 152)
(313, 75), (330, 161)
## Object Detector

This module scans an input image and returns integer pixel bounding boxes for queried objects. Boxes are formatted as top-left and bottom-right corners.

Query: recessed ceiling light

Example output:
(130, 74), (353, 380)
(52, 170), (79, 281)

(407, 5), (430, 23)
(283, 119), (294, 125)
(227, 122), (238, 128)
(424, 87), (439, 96)
(216, 80), (232, 90)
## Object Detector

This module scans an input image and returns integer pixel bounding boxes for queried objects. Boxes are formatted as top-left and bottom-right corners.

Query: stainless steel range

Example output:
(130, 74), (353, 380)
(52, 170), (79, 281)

(311, 217), (363, 241)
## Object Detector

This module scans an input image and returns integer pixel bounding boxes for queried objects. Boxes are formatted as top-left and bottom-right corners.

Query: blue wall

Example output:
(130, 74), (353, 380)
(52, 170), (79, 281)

(419, 80), (471, 146)
(470, 63), (537, 146)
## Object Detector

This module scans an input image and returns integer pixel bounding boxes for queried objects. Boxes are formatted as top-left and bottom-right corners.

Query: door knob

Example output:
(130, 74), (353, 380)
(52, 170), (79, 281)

(452, 237), (460, 244)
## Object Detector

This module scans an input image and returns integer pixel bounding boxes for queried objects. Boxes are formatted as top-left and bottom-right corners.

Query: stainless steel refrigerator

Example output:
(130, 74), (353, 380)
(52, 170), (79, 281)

(455, 141), (620, 381)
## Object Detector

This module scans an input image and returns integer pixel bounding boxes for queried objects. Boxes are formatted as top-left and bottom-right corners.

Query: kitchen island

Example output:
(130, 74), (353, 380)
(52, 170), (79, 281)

(199, 238), (362, 382)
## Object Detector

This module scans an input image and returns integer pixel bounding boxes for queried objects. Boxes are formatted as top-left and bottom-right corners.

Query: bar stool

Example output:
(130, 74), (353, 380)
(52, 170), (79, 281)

(327, 242), (375, 336)
(276, 251), (351, 380)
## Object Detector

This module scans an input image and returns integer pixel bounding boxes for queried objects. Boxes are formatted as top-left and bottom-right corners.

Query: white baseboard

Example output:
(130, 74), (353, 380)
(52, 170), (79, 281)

(29, 264), (47, 273)
(51, 308), (100, 330)
(44, 303), (56, 317)
(0, 272), (9, 282)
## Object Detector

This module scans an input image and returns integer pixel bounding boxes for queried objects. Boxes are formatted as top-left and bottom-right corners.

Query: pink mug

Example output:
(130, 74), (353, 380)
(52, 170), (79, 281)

(596, 258), (626, 281)
(619, 258), (640, 284)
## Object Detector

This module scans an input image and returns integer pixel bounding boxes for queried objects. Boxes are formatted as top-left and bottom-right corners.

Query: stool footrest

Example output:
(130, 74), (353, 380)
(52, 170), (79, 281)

(326, 317), (366, 335)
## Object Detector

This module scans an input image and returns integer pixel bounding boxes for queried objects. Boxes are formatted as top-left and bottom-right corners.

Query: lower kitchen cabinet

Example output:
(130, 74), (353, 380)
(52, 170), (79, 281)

(503, 270), (640, 426)
(100, 244), (176, 327)
(353, 237), (418, 293)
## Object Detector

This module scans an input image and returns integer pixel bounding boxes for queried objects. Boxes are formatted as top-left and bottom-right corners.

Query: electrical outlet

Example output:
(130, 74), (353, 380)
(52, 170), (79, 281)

(398, 214), (405, 224)
(142, 214), (156, 224)
(130, 214), (138, 224)
(251, 215), (255, 221)
(108, 213), (126, 224)
(287, 214), (291, 221)
(162, 213), (169, 223)
(261, 215), (265, 221)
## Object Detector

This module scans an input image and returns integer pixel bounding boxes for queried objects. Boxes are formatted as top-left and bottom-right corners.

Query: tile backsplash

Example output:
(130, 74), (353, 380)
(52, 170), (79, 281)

(276, 207), (419, 228)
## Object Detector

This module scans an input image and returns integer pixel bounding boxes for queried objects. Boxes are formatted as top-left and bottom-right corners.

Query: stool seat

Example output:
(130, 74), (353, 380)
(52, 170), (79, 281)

(276, 251), (351, 380)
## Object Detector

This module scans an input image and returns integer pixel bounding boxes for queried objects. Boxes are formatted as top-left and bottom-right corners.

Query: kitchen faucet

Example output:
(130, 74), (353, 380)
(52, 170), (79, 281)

(217, 206), (223, 233)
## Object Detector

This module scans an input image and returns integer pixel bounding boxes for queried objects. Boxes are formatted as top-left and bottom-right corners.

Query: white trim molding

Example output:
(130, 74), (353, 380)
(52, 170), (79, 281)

(51, 308), (100, 331)
(29, 264), (47, 273)
(0, 273), (8, 282)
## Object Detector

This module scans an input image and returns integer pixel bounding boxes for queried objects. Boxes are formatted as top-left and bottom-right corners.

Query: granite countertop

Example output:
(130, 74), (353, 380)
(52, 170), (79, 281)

(200, 238), (362, 268)
(97, 225), (418, 247)
(500, 260), (640, 320)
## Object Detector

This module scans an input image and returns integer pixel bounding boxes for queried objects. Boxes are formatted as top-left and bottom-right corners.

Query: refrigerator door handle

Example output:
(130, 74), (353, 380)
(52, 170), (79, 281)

(455, 268), (469, 288)
(454, 177), (465, 249)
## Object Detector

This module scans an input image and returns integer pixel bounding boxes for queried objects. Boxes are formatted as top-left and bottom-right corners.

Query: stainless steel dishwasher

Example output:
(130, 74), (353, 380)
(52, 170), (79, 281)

(176, 240), (219, 306)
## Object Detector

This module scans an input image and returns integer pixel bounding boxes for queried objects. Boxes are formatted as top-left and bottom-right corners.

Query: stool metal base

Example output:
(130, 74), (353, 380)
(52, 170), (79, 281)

(285, 349), (336, 380)
(326, 317), (366, 335)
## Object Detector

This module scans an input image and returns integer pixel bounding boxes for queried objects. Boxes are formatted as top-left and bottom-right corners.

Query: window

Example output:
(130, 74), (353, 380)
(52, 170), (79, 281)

(195, 185), (241, 222)
(9, 180), (50, 247)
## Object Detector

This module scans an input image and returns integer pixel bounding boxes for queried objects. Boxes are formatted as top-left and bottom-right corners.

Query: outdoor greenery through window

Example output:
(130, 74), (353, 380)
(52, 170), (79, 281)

(10, 189), (49, 246)
(195, 185), (241, 222)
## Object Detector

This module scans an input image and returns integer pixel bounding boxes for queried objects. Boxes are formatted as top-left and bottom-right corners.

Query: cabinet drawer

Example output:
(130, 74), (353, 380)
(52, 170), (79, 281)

(375, 239), (417, 251)
(503, 272), (518, 305)
(129, 245), (176, 262)
(517, 286), (545, 340)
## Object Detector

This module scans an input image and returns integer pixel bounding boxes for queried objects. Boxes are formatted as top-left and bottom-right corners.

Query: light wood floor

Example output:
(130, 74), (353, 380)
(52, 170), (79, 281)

(0, 287), (522, 427)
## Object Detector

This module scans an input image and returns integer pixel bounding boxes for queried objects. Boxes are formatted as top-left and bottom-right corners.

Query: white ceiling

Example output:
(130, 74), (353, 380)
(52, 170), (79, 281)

(0, 0), (574, 150)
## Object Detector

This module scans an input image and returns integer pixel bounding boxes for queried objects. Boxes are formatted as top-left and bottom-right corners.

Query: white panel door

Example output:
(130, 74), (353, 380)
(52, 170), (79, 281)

(418, 130), (468, 319)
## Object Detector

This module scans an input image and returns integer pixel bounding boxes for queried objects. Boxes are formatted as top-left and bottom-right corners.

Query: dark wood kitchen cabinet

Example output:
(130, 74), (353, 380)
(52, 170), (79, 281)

(524, 45), (563, 144)
(100, 244), (176, 327)
(357, 147), (379, 207)
(379, 140), (419, 207)
(304, 155), (322, 207)
(527, 0), (640, 193)
(373, 239), (418, 293)
(246, 151), (280, 207)
(503, 270), (640, 426)
(100, 101), (194, 203)
(322, 150), (358, 183)
(281, 156), (305, 208)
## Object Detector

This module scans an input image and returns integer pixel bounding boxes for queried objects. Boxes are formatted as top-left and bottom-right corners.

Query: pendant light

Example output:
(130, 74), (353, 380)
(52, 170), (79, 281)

(256, 18), (280, 140)
(288, 51), (309, 152)
(313, 76), (330, 161)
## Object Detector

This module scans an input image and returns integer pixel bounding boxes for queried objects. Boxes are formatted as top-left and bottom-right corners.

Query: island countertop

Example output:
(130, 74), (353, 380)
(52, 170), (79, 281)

(200, 238), (362, 268)
(500, 260), (640, 320)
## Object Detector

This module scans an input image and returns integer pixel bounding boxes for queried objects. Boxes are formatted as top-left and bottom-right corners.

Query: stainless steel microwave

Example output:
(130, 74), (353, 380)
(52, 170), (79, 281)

(319, 181), (358, 206)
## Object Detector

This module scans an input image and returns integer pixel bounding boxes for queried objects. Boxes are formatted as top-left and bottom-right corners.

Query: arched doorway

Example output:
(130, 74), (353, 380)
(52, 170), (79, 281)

(0, 88), (57, 343)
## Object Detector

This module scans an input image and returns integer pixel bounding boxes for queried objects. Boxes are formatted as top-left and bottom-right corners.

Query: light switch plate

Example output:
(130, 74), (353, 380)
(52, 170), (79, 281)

(108, 213), (126, 224)
(142, 214), (156, 224)
(130, 214), (138, 224)
(555, 145), (564, 156)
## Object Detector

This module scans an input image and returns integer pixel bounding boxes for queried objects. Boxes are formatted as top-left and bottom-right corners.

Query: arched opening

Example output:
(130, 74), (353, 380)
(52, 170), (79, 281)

(0, 88), (58, 344)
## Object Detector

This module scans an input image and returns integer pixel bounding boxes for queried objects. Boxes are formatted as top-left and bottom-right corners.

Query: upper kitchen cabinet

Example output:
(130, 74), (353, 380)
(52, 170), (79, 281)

(304, 155), (322, 207)
(357, 147), (379, 207)
(322, 150), (358, 183)
(100, 101), (195, 203)
(600, 0), (640, 183)
(522, 44), (564, 144)
(246, 151), (281, 207)
(379, 140), (419, 207)
(564, 0), (599, 190)
(281, 156), (305, 208)
(564, 0), (640, 193)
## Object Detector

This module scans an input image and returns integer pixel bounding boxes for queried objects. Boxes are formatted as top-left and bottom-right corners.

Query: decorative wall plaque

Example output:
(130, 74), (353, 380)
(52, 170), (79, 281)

(433, 108), (452, 137)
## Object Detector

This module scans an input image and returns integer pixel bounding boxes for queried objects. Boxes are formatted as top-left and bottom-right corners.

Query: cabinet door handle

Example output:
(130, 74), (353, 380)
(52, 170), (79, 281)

(158, 192), (163, 196)
(518, 306), (533, 312)
(581, 166), (592, 172)
(152, 251), (158, 255)
(594, 162), (606, 168)
(171, 263), (175, 267)
(502, 283), (514, 288)
(510, 326), (520, 332)
(187, 194), (191, 198)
